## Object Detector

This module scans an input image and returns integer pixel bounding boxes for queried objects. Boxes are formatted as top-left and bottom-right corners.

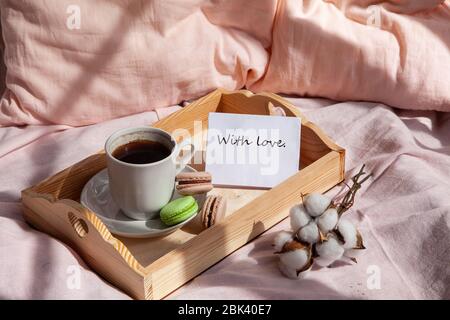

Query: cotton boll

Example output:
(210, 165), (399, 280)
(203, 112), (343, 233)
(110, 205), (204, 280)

(278, 261), (311, 280)
(298, 221), (320, 244)
(273, 231), (293, 252)
(278, 239), (313, 279)
(279, 247), (309, 270)
(304, 193), (331, 217)
(316, 208), (338, 233)
(314, 256), (338, 268)
(290, 204), (312, 231)
(315, 235), (344, 266)
(337, 219), (358, 249)
(278, 261), (299, 279)
(344, 238), (366, 258)
(341, 245), (367, 264)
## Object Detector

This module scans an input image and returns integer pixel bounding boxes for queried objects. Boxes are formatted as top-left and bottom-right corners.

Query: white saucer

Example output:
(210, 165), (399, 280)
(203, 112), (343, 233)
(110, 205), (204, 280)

(80, 166), (204, 238)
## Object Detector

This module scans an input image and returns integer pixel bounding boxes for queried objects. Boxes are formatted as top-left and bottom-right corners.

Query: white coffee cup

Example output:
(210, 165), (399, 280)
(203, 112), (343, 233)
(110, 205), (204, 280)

(105, 127), (195, 220)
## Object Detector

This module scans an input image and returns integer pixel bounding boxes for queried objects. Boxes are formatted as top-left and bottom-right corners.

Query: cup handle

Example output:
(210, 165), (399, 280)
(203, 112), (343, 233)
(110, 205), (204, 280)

(174, 139), (196, 174)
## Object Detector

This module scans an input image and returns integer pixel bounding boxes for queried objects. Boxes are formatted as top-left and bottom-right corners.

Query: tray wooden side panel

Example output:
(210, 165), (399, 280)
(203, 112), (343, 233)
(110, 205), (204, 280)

(154, 89), (222, 137)
(219, 90), (343, 167)
(21, 193), (150, 299)
(25, 89), (223, 200)
(30, 153), (106, 201)
(147, 150), (343, 299)
(24, 89), (343, 202)
(153, 89), (344, 171)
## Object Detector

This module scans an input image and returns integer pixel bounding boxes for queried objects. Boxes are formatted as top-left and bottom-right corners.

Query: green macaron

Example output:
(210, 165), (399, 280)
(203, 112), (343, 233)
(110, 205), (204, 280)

(160, 196), (198, 226)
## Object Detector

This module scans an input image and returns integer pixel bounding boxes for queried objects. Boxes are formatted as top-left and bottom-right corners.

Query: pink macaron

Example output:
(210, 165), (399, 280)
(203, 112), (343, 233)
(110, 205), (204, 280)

(199, 195), (227, 230)
(175, 171), (213, 195)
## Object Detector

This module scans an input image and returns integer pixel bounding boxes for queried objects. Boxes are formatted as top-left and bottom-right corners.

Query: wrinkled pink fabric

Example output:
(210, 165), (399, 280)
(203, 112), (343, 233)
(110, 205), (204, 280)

(0, 98), (449, 299)
(0, 0), (270, 126)
(252, 0), (450, 111)
(1, 0), (449, 126)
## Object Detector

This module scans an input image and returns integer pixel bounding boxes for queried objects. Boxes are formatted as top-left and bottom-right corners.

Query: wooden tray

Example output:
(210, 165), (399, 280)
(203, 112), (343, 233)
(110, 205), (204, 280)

(21, 89), (345, 299)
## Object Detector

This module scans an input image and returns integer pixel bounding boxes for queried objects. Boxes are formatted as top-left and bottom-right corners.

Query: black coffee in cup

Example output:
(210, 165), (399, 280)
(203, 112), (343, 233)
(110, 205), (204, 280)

(106, 126), (196, 220)
(112, 140), (172, 164)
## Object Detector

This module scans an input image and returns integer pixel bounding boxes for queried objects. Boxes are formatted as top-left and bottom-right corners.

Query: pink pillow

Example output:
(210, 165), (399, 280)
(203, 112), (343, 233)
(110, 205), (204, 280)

(249, 0), (450, 112)
(0, 0), (272, 126)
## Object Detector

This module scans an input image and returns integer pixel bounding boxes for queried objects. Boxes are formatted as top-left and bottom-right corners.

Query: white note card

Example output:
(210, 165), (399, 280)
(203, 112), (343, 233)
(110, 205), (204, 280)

(205, 112), (301, 188)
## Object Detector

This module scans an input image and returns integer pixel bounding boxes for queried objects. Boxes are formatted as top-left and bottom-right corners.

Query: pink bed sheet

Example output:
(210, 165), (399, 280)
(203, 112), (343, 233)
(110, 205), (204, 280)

(0, 98), (449, 299)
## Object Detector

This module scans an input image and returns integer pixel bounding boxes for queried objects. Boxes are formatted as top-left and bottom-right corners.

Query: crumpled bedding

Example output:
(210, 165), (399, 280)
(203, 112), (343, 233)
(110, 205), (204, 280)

(1, 97), (449, 299)
(0, 0), (449, 126)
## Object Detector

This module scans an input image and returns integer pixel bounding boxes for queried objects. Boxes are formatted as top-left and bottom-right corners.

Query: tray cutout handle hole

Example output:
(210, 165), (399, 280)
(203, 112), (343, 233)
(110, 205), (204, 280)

(68, 212), (89, 238)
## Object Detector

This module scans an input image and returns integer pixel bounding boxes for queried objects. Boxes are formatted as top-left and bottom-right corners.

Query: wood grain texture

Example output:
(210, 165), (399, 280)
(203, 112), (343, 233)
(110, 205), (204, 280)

(21, 89), (345, 300)
(21, 194), (148, 299)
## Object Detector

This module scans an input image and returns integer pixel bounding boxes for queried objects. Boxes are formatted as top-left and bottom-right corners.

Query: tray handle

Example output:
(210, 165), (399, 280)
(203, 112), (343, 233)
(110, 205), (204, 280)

(67, 211), (89, 238)
(22, 192), (152, 298)
(22, 193), (144, 272)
